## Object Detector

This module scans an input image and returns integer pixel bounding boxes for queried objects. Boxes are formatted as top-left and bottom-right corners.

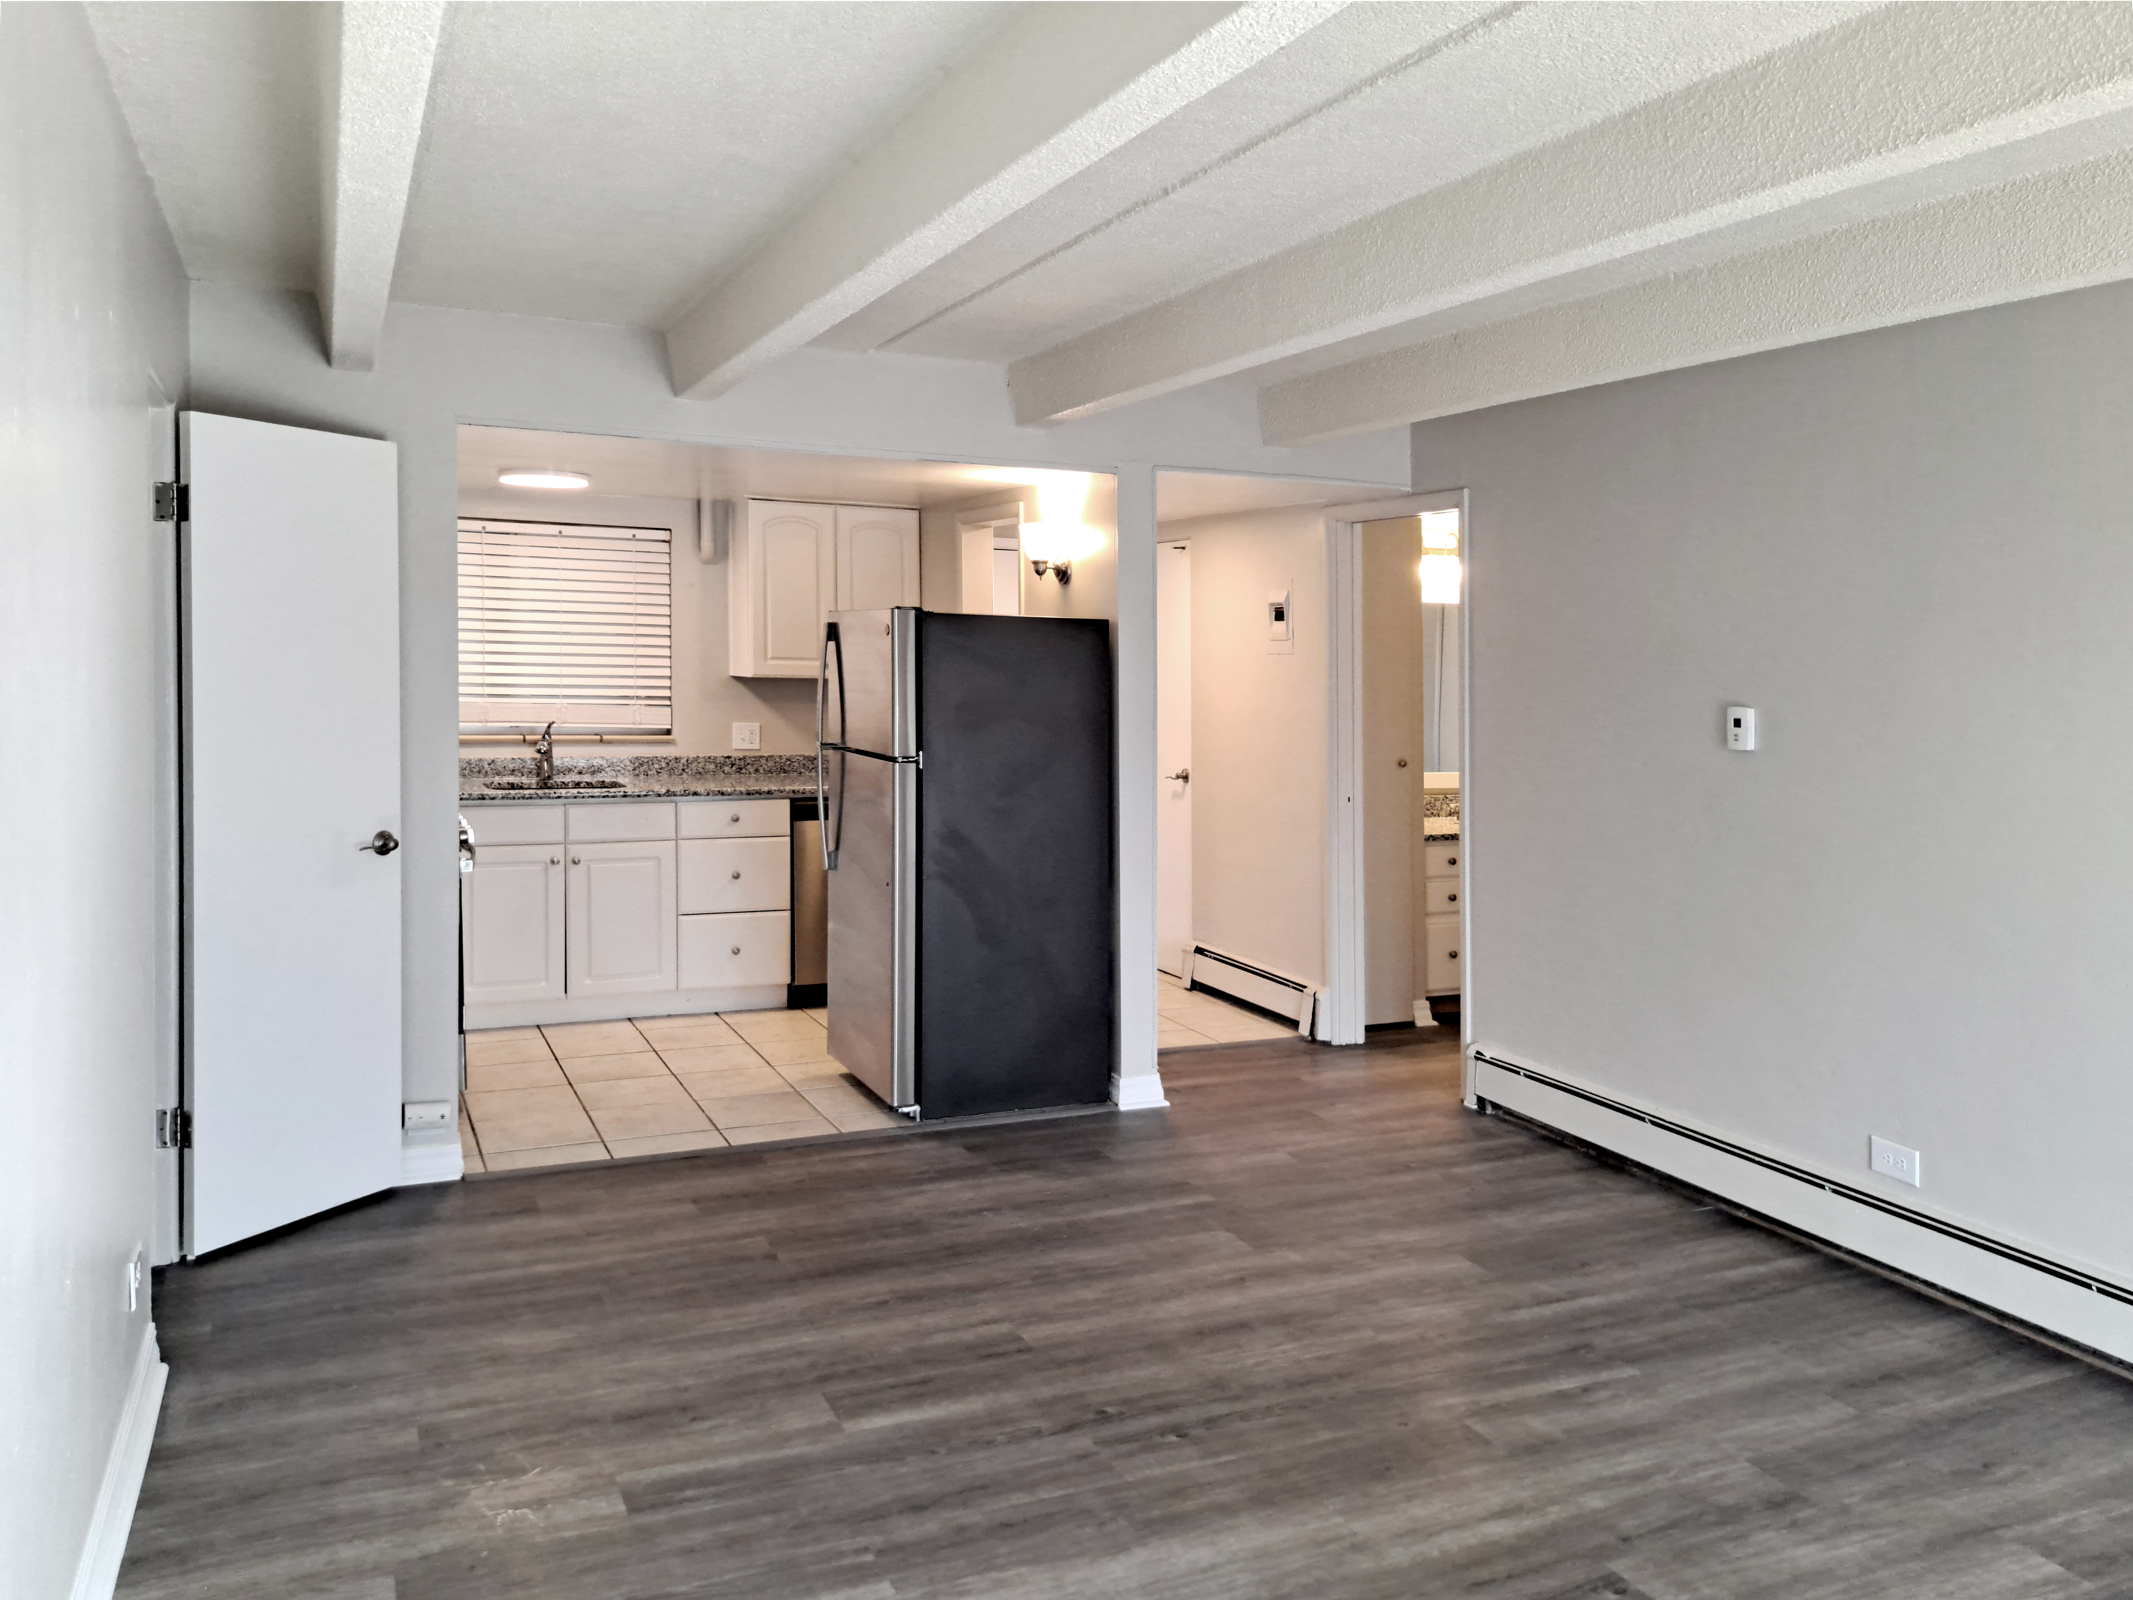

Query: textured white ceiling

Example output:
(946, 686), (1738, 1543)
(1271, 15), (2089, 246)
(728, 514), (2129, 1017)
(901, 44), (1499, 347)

(395, 2), (1015, 326)
(89, 1), (2133, 438)
(86, 1), (325, 289)
(457, 425), (1097, 510)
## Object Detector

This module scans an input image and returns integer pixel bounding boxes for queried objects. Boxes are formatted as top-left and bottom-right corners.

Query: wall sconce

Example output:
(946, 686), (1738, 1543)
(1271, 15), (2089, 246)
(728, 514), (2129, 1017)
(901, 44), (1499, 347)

(1418, 506), (1462, 604)
(1019, 472), (1101, 584)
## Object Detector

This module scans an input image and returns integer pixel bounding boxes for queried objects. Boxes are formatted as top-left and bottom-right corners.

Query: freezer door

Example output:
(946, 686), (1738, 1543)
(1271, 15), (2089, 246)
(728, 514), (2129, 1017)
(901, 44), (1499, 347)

(826, 750), (915, 1108)
(826, 607), (915, 758)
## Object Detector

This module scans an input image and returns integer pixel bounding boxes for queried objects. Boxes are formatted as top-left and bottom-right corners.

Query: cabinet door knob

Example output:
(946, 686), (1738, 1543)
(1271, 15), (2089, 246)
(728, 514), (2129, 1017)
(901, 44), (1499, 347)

(1447, 856), (1457, 866)
(571, 855), (581, 865)
(731, 869), (742, 879)
(1447, 892), (1457, 903)
(730, 945), (741, 955)
(550, 856), (560, 866)
(729, 813), (741, 823)
(1449, 950), (1458, 959)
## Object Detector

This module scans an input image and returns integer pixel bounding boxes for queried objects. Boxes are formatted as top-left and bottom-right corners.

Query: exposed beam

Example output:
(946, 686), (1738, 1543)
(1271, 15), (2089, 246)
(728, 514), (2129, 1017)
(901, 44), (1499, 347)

(319, 1), (442, 372)
(663, 1), (1345, 402)
(1009, 4), (2133, 426)
(1258, 147), (2133, 444)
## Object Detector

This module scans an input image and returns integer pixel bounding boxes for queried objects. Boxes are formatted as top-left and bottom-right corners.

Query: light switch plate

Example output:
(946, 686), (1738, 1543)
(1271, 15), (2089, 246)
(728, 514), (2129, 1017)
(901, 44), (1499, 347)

(731, 721), (761, 750)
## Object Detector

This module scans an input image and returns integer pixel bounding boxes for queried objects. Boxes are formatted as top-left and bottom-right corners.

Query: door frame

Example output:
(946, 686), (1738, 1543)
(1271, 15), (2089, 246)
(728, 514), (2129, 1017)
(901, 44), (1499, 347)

(1321, 490), (1470, 1067)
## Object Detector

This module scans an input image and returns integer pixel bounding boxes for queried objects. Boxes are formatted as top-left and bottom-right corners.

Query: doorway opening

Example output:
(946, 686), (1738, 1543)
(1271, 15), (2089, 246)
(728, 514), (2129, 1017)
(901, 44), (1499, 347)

(453, 426), (1122, 1172)
(1150, 469), (1416, 1052)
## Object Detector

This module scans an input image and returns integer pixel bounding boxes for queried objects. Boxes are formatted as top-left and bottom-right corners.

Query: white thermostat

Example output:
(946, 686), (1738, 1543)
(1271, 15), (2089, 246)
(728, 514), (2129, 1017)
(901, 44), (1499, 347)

(1726, 706), (1756, 750)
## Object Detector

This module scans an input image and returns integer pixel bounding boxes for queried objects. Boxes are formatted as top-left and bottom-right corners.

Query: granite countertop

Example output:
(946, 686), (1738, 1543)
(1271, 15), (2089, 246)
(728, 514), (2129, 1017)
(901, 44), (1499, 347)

(459, 753), (816, 804)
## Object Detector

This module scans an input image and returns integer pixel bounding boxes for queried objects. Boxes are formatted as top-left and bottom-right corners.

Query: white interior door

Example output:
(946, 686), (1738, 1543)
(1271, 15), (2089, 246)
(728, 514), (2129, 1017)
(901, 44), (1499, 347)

(184, 411), (402, 1256)
(1359, 516), (1417, 1026)
(1156, 540), (1193, 977)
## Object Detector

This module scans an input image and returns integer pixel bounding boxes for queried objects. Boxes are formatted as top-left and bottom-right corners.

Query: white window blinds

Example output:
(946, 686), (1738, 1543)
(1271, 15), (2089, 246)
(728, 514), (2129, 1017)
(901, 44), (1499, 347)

(458, 519), (673, 734)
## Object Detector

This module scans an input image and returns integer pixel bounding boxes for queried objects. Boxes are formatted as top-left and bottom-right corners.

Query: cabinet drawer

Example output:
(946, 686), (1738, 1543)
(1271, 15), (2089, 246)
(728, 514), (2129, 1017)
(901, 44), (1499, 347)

(464, 804), (565, 846)
(1424, 913), (1462, 993)
(679, 911), (791, 989)
(678, 798), (791, 839)
(1422, 841), (1461, 879)
(679, 836), (791, 914)
(567, 801), (675, 843)
(1422, 876), (1461, 915)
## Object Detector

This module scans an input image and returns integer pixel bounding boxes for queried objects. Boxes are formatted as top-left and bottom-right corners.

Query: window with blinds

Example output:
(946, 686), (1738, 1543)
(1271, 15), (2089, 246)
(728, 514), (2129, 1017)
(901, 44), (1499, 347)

(458, 519), (673, 734)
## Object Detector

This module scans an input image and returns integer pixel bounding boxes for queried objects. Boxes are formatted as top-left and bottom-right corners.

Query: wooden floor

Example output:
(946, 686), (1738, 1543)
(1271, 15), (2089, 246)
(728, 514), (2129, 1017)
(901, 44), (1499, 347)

(121, 1031), (2133, 1600)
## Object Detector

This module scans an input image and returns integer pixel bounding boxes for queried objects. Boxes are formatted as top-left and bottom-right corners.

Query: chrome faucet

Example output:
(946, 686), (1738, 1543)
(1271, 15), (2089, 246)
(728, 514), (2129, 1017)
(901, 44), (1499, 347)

(533, 721), (556, 785)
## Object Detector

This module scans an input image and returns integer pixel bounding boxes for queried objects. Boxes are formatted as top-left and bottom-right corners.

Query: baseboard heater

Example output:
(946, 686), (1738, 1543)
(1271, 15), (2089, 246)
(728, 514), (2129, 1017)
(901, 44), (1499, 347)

(1472, 1048), (2133, 1364)
(1187, 945), (1315, 1032)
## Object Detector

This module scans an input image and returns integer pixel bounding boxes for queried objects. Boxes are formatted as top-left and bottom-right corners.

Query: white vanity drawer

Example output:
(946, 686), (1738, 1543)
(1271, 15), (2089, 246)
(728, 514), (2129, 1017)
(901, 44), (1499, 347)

(567, 801), (675, 843)
(678, 836), (791, 914)
(1424, 914), (1461, 993)
(1422, 876), (1461, 915)
(1422, 841), (1461, 879)
(463, 804), (565, 845)
(678, 798), (791, 839)
(678, 911), (790, 989)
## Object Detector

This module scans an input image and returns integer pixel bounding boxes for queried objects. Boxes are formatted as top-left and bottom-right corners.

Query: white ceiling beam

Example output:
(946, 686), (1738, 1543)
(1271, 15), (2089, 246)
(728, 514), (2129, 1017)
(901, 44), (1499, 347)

(319, 1), (443, 372)
(1257, 147), (2133, 445)
(662, 1), (1346, 402)
(1009, 4), (2133, 426)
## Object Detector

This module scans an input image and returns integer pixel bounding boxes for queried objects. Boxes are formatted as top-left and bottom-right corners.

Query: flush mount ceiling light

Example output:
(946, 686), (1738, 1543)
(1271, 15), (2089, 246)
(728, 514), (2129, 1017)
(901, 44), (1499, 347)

(498, 470), (590, 490)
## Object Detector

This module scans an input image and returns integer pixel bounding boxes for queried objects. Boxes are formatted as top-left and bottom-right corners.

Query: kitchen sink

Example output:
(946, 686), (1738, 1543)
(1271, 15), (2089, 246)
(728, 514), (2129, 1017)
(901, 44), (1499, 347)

(484, 779), (629, 791)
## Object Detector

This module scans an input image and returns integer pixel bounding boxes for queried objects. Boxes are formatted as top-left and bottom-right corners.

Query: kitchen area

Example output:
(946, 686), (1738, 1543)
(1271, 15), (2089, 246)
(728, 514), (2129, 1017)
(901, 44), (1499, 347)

(453, 427), (1120, 1171)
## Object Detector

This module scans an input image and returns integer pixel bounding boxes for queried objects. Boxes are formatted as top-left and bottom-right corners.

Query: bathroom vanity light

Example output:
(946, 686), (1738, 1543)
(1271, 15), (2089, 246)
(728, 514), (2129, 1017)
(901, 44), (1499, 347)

(1418, 506), (1462, 604)
(498, 469), (590, 490)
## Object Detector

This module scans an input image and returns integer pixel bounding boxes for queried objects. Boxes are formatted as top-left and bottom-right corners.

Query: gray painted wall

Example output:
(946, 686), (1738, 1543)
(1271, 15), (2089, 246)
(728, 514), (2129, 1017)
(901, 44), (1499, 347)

(1416, 278), (2133, 1286)
(1, 6), (189, 1594)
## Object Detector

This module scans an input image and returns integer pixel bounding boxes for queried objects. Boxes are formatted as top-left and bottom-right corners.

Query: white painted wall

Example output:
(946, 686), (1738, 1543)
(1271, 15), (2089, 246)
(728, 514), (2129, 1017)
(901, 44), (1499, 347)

(187, 283), (1406, 1118)
(1, 7), (189, 1595)
(1163, 503), (1331, 988)
(1416, 276), (2133, 1297)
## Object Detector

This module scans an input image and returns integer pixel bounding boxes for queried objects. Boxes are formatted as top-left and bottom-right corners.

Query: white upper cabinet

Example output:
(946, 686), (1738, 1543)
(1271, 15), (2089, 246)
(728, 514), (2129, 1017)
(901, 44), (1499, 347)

(835, 505), (920, 613)
(731, 500), (917, 677)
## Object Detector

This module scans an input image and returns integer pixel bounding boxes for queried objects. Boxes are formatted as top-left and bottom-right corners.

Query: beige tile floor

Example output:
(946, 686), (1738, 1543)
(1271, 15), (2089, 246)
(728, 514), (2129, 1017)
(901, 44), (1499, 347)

(462, 979), (1293, 1173)
(458, 1007), (904, 1174)
(1156, 971), (1304, 1048)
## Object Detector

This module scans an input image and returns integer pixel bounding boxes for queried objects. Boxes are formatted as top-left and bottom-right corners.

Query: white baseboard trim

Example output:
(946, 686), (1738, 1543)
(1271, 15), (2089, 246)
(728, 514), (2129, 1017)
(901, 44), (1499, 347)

(1111, 1071), (1169, 1111)
(1472, 1050), (2133, 1367)
(71, 1321), (167, 1600)
(400, 1137), (466, 1187)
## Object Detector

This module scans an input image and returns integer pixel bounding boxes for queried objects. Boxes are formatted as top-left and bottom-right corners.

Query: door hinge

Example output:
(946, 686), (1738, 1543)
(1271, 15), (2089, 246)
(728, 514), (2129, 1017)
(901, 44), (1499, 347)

(152, 481), (188, 523)
(156, 1108), (192, 1149)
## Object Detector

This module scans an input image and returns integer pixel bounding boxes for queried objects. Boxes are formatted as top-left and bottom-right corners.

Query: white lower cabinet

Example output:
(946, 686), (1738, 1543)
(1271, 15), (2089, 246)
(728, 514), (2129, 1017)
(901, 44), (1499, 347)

(463, 799), (792, 1025)
(565, 840), (677, 997)
(679, 911), (791, 989)
(462, 844), (566, 1005)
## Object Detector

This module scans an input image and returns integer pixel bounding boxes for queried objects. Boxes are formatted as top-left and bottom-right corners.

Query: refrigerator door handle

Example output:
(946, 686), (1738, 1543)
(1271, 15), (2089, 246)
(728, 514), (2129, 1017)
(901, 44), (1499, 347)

(818, 622), (843, 869)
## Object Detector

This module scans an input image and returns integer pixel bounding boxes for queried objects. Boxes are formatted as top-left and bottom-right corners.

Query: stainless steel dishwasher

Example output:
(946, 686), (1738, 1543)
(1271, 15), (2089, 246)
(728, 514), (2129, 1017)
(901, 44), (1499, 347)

(789, 796), (828, 1008)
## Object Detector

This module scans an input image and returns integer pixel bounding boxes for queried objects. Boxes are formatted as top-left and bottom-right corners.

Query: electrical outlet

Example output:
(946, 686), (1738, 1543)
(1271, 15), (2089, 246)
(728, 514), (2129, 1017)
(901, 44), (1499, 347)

(731, 721), (761, 750)
(402, 1100), (453, 1132)
(1870, 1134), (1922, 1187)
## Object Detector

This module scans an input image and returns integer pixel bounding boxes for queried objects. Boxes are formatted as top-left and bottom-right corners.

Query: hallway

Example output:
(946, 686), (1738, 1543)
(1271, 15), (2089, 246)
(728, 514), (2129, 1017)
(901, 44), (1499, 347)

(121, 1031), (2133, 1600)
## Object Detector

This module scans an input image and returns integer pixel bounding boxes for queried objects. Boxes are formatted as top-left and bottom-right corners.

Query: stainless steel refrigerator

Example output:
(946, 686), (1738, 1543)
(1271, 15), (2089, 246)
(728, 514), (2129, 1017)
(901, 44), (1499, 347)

(818, 607), (1115, 1120)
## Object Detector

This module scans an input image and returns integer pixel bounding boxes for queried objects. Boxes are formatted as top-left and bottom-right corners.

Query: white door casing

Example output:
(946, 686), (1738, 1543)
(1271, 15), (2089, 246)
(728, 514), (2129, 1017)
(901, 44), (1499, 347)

(183, 411), (402, 1256)
(1156, 540), (1192, 978)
